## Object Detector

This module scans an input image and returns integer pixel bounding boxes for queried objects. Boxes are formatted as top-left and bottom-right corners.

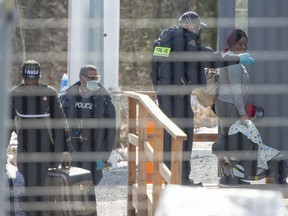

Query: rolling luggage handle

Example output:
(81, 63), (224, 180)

(58, 160), (71, 170)
(56, 149), (72, 170)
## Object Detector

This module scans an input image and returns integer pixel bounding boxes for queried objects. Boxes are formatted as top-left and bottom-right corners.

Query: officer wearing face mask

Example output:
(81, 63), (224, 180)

(60, 64), (116, 186)
(150, 11), (254, 186)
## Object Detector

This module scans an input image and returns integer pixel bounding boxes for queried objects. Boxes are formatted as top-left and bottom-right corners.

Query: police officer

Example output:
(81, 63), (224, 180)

(9, 59), (71, 215)
(150, 11), (254, 186)
(60, 64), (116, 186)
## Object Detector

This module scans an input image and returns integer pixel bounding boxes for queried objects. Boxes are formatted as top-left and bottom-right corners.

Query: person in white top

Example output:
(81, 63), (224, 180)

(215, 29), (251, 186)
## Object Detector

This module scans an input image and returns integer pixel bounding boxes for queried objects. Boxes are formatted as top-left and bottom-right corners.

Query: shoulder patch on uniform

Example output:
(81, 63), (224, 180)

(153, 46), (171, 57)
(188, 40), (197, 46)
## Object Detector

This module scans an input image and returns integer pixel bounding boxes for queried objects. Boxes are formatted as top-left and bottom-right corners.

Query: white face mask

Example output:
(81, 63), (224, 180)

(82, 75), (100, 92)
(86, 80), (100, 91)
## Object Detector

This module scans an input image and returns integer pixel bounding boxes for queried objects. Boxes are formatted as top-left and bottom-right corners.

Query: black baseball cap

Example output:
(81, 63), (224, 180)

(178, 11), (207, 27)
(21, 60), (41, 79)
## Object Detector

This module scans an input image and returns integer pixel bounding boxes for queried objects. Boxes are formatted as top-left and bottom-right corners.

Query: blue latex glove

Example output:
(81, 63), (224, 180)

(75, 129), (81, 136)
(239, 53), (255, 64)
(96, 160), (106, 170)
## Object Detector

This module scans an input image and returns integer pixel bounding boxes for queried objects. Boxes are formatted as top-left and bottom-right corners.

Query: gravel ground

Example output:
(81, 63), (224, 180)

(95, 141), (219, 216)
(96, 161), (128, 216)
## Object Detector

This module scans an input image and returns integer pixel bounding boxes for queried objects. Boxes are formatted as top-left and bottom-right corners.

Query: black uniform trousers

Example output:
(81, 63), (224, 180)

(157, 93), (194, 184)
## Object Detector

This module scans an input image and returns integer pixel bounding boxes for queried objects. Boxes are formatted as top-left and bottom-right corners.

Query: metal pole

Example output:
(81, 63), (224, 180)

(0, 0), (15, 215)
(67, 0), (90, 84)
(89, 0), (104, 81)
(104, 0), (119, 90)
(68, 0), (104, 85)
(103, 0), (121, 146)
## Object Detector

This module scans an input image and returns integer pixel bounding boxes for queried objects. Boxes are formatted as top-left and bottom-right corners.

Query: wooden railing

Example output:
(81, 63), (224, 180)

(123, 91), (217, 216)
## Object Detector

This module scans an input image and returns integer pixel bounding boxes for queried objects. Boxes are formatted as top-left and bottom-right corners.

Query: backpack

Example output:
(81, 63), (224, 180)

(192, 68), (219, 107)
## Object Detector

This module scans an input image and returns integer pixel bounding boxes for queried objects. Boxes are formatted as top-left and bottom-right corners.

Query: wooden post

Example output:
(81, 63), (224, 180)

(137, 104), (148, 216)
(152, 121), (164, 214)
(127, 98), (137, 216)
(170, 139), (183, 184)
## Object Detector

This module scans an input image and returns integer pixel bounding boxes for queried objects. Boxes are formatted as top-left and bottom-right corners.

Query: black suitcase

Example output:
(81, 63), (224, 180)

(45, 166), (97, 216)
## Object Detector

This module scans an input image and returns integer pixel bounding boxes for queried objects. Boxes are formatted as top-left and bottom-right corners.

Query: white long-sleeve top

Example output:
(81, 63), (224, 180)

(217, 51), (249, 116)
